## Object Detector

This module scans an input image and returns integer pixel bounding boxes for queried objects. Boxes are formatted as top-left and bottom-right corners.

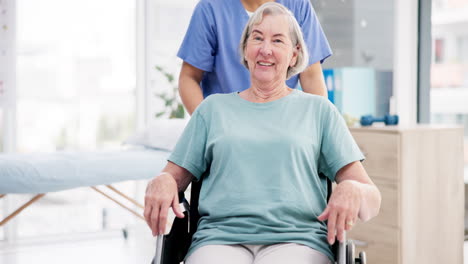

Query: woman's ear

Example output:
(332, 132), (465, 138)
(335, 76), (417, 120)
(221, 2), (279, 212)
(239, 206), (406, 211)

(289, 45), (300, 67)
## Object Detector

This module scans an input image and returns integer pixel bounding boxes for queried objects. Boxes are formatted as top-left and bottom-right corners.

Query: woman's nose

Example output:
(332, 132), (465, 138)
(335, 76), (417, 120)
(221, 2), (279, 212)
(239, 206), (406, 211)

(260, 41), (272, 56)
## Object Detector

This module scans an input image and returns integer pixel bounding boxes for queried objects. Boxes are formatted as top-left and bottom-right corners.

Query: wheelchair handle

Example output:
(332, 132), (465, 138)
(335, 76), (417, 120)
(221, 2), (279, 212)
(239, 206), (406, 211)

(153, 200), (189, 264)
(337, 231), (347, 264)
(154, 234), (163, 264)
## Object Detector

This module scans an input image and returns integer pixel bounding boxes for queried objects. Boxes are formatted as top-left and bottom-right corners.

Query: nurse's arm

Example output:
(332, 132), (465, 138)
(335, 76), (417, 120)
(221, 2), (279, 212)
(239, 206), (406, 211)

(299, 61), (328, 98)
(179, 62), (205, 115)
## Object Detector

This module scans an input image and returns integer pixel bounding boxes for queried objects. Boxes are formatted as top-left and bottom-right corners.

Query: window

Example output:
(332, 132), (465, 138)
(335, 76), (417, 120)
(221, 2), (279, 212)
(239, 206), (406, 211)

(17, 0), (136, 153)
(457, 35), (468, 64)
(430, 0), (468, 181)
(434, 38), (445, 63)
(8, 0), (137, 239)
(146, 0), (198, 123)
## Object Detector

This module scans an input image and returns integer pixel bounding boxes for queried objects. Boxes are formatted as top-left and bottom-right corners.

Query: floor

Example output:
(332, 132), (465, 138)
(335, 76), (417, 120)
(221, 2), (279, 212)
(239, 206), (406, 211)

(0, 225), (157, 264)
(0, 182), (181, 264)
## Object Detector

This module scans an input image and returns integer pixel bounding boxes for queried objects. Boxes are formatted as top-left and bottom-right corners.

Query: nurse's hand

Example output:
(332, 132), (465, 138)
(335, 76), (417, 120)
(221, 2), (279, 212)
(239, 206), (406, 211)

(144, 172), (185, 236)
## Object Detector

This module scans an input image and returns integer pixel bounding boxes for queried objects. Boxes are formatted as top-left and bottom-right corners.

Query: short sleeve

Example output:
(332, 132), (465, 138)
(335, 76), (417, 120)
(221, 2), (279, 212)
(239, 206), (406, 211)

(298, 0), (332, 65)
(177, 1), (217, 72)
(168, 111), (209, 180)
(318, 101), (364, 181)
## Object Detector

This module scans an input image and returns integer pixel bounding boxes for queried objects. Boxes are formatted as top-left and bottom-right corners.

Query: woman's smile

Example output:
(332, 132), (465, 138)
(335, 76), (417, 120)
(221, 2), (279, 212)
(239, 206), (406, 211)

(257, 61), (275, 67)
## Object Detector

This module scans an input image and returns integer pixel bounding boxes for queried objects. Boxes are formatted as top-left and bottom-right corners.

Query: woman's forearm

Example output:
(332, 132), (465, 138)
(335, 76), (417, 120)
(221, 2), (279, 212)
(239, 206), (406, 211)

(163, 161), (194, 192)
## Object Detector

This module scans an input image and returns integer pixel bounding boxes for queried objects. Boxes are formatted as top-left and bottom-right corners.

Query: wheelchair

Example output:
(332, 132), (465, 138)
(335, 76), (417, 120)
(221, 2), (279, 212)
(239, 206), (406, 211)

(151, 178), (367, 264)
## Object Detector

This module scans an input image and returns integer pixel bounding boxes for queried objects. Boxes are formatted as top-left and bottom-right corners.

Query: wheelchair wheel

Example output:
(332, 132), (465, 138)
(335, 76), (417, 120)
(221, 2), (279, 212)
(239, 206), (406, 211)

(357, 251), (367, 264)
(347, 241), (355, 264)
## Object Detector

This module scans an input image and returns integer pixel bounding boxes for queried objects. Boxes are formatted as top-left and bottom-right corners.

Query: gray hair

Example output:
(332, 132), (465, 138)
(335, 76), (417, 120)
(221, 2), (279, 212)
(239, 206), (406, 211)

(239, 2), (309, 79)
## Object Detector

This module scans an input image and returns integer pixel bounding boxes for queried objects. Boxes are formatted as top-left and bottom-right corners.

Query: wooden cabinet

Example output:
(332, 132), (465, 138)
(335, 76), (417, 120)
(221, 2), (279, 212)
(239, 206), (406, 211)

(348, 126), (464, 264)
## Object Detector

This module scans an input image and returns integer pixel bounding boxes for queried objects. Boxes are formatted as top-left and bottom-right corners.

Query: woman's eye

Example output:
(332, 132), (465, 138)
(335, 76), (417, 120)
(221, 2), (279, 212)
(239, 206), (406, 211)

(274, 39), (283, 43)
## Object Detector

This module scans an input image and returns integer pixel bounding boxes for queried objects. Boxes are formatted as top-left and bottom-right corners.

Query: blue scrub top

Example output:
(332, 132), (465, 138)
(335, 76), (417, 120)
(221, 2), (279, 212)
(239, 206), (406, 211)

(177, 0), (332, 97)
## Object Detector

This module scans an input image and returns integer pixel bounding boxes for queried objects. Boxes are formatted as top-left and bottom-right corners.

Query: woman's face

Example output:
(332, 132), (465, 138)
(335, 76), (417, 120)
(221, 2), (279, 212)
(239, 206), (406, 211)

(244, 14), (298, 85)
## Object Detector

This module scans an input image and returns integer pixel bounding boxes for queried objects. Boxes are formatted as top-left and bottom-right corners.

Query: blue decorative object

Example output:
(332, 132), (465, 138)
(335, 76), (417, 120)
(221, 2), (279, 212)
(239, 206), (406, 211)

(360, 114), (399, 126)
(323, 68), (376, 117)
(323, 69), (335, 103)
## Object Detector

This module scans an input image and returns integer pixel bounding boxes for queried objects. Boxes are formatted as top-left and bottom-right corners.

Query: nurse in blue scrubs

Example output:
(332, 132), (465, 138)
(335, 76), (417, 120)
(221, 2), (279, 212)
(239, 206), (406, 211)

(177, 0), (332, 114)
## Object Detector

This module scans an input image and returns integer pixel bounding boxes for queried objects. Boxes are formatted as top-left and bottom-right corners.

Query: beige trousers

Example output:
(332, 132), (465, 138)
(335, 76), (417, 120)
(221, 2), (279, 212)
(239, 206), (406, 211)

(185, 243), (332, 264)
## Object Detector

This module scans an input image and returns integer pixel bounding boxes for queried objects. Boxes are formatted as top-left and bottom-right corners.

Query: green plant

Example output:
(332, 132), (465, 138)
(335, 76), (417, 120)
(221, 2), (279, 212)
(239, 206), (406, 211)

(154, 66), (185, 119)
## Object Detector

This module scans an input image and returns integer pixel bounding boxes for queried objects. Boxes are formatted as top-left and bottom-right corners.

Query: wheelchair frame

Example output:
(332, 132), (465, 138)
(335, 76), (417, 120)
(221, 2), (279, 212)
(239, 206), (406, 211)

(151, 179), (367, 264)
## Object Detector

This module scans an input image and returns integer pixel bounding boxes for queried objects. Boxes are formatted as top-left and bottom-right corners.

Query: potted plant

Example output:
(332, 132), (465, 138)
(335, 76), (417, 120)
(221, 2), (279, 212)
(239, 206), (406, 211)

(154, 66), (185, 119)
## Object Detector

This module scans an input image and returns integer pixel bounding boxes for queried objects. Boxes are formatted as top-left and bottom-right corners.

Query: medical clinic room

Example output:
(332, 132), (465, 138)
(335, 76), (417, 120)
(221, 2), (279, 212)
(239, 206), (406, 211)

(0, 0), (467, 263)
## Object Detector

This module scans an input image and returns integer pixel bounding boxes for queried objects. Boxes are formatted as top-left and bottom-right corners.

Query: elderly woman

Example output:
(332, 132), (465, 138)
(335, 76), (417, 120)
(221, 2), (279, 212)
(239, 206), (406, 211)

(144, 3), (381, 264)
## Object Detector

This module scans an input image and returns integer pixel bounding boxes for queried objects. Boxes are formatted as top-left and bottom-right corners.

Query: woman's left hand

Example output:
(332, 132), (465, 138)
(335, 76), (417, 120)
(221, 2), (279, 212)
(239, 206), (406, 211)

(317, 180), (362, 245)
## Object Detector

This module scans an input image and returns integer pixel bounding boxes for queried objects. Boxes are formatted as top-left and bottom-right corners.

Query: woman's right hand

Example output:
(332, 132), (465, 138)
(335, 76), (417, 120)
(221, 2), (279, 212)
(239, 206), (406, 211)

(144, 172), (185, 236)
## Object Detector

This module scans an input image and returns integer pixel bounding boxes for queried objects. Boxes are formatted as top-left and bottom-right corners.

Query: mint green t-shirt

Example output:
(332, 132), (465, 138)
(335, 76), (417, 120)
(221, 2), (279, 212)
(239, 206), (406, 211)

(168, 90), (364, 261)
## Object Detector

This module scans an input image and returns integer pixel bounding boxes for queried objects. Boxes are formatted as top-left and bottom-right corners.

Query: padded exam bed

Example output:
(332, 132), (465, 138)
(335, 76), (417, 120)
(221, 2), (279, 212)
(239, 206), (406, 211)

(0, 148), (170, 226)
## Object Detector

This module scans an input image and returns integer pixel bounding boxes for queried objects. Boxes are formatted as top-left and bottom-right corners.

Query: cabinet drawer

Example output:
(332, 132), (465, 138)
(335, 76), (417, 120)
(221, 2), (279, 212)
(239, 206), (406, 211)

(348, 224), (399, 263)
(352, 241), (399, 264)
(348, 219), (398, 249)
(351, 131), (399, 181)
